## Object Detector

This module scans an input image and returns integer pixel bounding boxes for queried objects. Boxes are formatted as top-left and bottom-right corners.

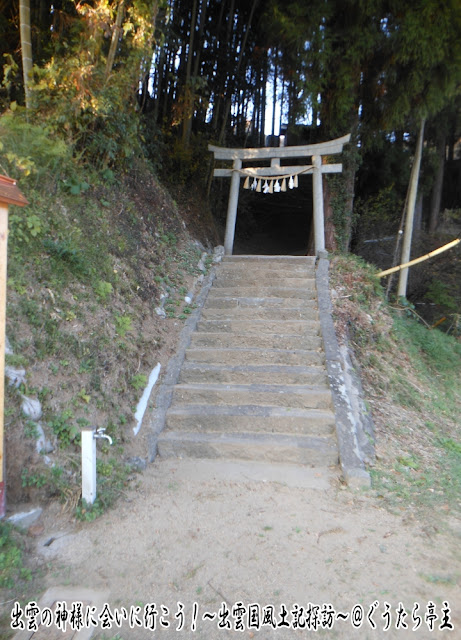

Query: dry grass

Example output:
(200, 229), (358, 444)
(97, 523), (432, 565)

(330, 254), (461, 526)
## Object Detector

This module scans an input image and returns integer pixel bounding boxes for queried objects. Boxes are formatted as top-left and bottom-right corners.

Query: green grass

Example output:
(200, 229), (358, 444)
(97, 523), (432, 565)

(332, 255), (461, 520)
(130, 374), (148, 391)
(0, 522), (32, 589)
(393, 315), (461, 375)
(392, 315), (461, 421)
(114, 314), (133, 338)
(370, 315), (461, 514)
(434, 441), (461, 504)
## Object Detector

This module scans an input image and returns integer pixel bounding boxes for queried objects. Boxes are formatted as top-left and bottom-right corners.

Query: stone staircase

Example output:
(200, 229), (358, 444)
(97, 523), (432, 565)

(156, 255), (339, 468)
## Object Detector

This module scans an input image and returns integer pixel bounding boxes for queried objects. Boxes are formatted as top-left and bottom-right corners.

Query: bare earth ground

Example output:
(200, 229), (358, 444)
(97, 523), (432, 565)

(21, 455), (461, 640)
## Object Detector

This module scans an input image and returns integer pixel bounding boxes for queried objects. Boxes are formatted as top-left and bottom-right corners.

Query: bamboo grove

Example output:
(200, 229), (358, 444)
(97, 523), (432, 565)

(1, 0), (461, 245)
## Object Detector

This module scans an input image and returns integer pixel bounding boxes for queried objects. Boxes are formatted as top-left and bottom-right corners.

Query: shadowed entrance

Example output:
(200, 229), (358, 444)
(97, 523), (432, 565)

(233, 177), (314, 255)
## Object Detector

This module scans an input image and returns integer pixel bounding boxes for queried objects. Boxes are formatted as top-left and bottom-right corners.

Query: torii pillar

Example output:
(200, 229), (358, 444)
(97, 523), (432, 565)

(209, 134), (350, 255)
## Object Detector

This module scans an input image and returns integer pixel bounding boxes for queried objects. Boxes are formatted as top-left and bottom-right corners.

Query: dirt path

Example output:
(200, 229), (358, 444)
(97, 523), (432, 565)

(28, 457), (460, 640)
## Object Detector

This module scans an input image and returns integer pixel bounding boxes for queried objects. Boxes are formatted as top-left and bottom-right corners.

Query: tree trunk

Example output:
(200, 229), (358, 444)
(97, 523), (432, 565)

(271, 49), (277, 137)
(191, 0), (209, 130)
(35, 0), (49, 62)
(105, 0), (126, 81)
(260, 53), (268, 145)
(153, 42), (166, 123)
(323, 179), (338, 253)
(181, 0), (198, 147)
(192, 0), (208, 79)
(210, 0), (227, 133)
(216, 0), (236, 141)
(164, 48), (174, 122)
(385, 181), (411, 299)
(320, 111), (359, 252)
(397, 118), (426, 299)
(19, 0), (32, 108)
(341, 141), (358, 250)
(414, 192), (423, 233)
(218, 0), (259, 144)
(288, 80), (295, 128)
(279, 78), (285, 134)
(447, 119), (456, 162)
(428, 134), (446, 233)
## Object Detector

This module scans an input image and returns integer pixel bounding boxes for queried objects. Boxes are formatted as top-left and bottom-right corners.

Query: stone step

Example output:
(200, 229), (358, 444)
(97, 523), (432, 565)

(189, 332), (323, 351)
(222, 255), (317, 267)
(213, 275), (316, 288)
(153, 254), (341, 471)
(207, 287), (317, 299)
(179, 362), (328, 386)
(185, 347), (325, 367)
(165, 405), (336, 436)
(165, 459), (336, 490)
(196, 319), (320, 336)
(172, 383), (333, 410)
(218, 264), (315, 277)
(157, 431), (338, 466)
(201, 307), (319, 321)
(204, 297), (316, 311)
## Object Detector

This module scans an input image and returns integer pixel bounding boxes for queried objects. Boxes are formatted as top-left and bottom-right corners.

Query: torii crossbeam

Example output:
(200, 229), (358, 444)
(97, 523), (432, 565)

(209, 133), (351, 255)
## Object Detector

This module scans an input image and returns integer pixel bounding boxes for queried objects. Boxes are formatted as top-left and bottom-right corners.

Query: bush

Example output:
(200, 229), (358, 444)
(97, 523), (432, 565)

(0, 112), (71, 187)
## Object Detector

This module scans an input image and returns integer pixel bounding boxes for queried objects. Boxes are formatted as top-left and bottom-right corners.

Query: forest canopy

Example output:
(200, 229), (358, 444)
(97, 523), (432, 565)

(1, 0), (461, 253)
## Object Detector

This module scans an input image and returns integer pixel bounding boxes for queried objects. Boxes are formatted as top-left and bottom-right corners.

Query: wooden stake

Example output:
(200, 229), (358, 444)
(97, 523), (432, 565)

(397, 119), (425, 298)
(0, 176), (28, 518)
(0, 205), (8, 517)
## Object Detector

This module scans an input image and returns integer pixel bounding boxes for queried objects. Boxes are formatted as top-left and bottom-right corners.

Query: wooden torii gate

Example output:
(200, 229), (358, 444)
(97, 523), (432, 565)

(209, 133), (351, 256)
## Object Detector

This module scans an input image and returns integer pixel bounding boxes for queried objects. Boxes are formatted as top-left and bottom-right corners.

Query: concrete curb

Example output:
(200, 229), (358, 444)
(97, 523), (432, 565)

(147, 262), (217, 461)
(338, 342), (376, 467)
(316, 257), (373, 488)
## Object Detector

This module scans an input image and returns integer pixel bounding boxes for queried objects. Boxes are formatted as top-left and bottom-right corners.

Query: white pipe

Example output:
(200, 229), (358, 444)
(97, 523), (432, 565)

(81, 427), (97, 505)
(133, 363), (161, 435)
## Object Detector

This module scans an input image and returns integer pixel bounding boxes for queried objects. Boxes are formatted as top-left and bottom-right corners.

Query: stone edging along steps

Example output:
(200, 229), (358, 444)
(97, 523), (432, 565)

(148, 253), (372, 488)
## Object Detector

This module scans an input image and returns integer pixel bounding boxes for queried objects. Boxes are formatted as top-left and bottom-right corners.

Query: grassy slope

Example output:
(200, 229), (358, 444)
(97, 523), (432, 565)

(1, 118), (218, 514)
(330, 254), (461, 525)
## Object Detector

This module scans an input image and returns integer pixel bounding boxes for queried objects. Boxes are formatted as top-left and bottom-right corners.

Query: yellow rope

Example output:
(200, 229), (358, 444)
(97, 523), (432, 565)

(377, 238), (460, 277)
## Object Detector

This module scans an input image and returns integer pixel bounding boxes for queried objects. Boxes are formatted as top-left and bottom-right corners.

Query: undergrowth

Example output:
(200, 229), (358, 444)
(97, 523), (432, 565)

(0, 521), (32, 589)
(330, 253), (461, 522)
